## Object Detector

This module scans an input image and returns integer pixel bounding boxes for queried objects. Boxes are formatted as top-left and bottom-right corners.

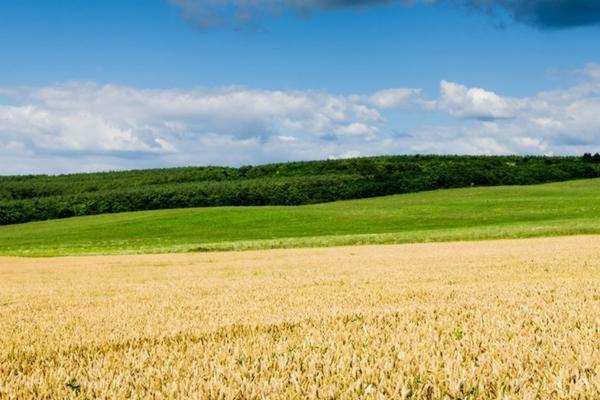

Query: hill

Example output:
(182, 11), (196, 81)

(2, 178), (600, 256)
(1, 155), (599, 225)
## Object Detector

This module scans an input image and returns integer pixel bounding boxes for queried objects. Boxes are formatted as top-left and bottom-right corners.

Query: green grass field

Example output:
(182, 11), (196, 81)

(2, 178), (600, 256)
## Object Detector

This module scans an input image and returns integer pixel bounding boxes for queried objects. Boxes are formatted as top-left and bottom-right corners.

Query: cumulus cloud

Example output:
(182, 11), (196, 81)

(0, 82), (420, 173)
(422, 75), (600, 155)
(0, 82), (390, 149)
(170, 0), (600, 29)
(369, 88), (424, 109)
(436, 80), (522, 120)
(2, 69), (600, 174)
(581, 63), (600, 80)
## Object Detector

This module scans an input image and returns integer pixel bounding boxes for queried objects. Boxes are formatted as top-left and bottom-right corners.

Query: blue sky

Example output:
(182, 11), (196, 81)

(1, 0), (600, 173)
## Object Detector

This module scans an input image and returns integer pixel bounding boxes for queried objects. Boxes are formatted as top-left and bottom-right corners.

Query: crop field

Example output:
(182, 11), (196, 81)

(2, 178), (600, 256)
(1, 236), (599, 399)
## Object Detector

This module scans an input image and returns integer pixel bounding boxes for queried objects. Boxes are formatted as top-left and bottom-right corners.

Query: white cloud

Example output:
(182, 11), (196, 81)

(369, 88), (422, 109)
(414, 76), (600, 155)
(0, 82), (399, 173)
(581, 63), (600, 80)
(328, 150), (363, 160)
(2, 67), (600, 174)
(335, 122), (378, 138)
(436, 80), (521, 120)
(0, 82), (387, 147)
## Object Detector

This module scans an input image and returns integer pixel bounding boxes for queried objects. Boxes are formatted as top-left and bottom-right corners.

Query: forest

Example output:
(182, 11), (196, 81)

(1, 154), (599, 225)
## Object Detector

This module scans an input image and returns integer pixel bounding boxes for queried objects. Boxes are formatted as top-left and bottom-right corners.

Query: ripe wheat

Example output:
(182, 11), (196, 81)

(0, 236), (599, 399)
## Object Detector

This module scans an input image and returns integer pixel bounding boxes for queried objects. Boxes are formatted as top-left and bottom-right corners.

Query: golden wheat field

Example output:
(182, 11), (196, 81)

(1, 236), (599, 399)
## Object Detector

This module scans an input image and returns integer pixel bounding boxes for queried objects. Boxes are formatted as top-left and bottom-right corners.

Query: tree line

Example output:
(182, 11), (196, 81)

(1, 155), (599, 225)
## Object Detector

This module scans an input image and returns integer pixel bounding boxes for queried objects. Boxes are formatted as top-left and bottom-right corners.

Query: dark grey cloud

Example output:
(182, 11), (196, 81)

(459, 0), (600, 29)
(170, 0), (600, 29)
(169, 0), (398, 28)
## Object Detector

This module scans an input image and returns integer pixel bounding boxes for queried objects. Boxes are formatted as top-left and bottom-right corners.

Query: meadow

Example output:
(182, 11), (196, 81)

(1, 236), (598, 399)
(1, 178), (600, 256)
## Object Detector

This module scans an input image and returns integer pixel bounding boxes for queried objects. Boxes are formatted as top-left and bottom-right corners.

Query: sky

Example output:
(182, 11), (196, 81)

(1, 0), (600, 174)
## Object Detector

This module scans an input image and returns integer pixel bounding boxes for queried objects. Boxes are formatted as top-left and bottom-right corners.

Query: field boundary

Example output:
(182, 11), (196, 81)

(2, 233), (600, 260)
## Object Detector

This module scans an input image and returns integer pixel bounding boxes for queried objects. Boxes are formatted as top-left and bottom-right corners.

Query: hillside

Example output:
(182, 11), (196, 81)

(1, 155), (599, 225)
(2, 178), (600, 256)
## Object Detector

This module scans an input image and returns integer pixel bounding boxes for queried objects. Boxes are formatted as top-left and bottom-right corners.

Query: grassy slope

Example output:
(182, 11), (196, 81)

(1, 178), (600, 256)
